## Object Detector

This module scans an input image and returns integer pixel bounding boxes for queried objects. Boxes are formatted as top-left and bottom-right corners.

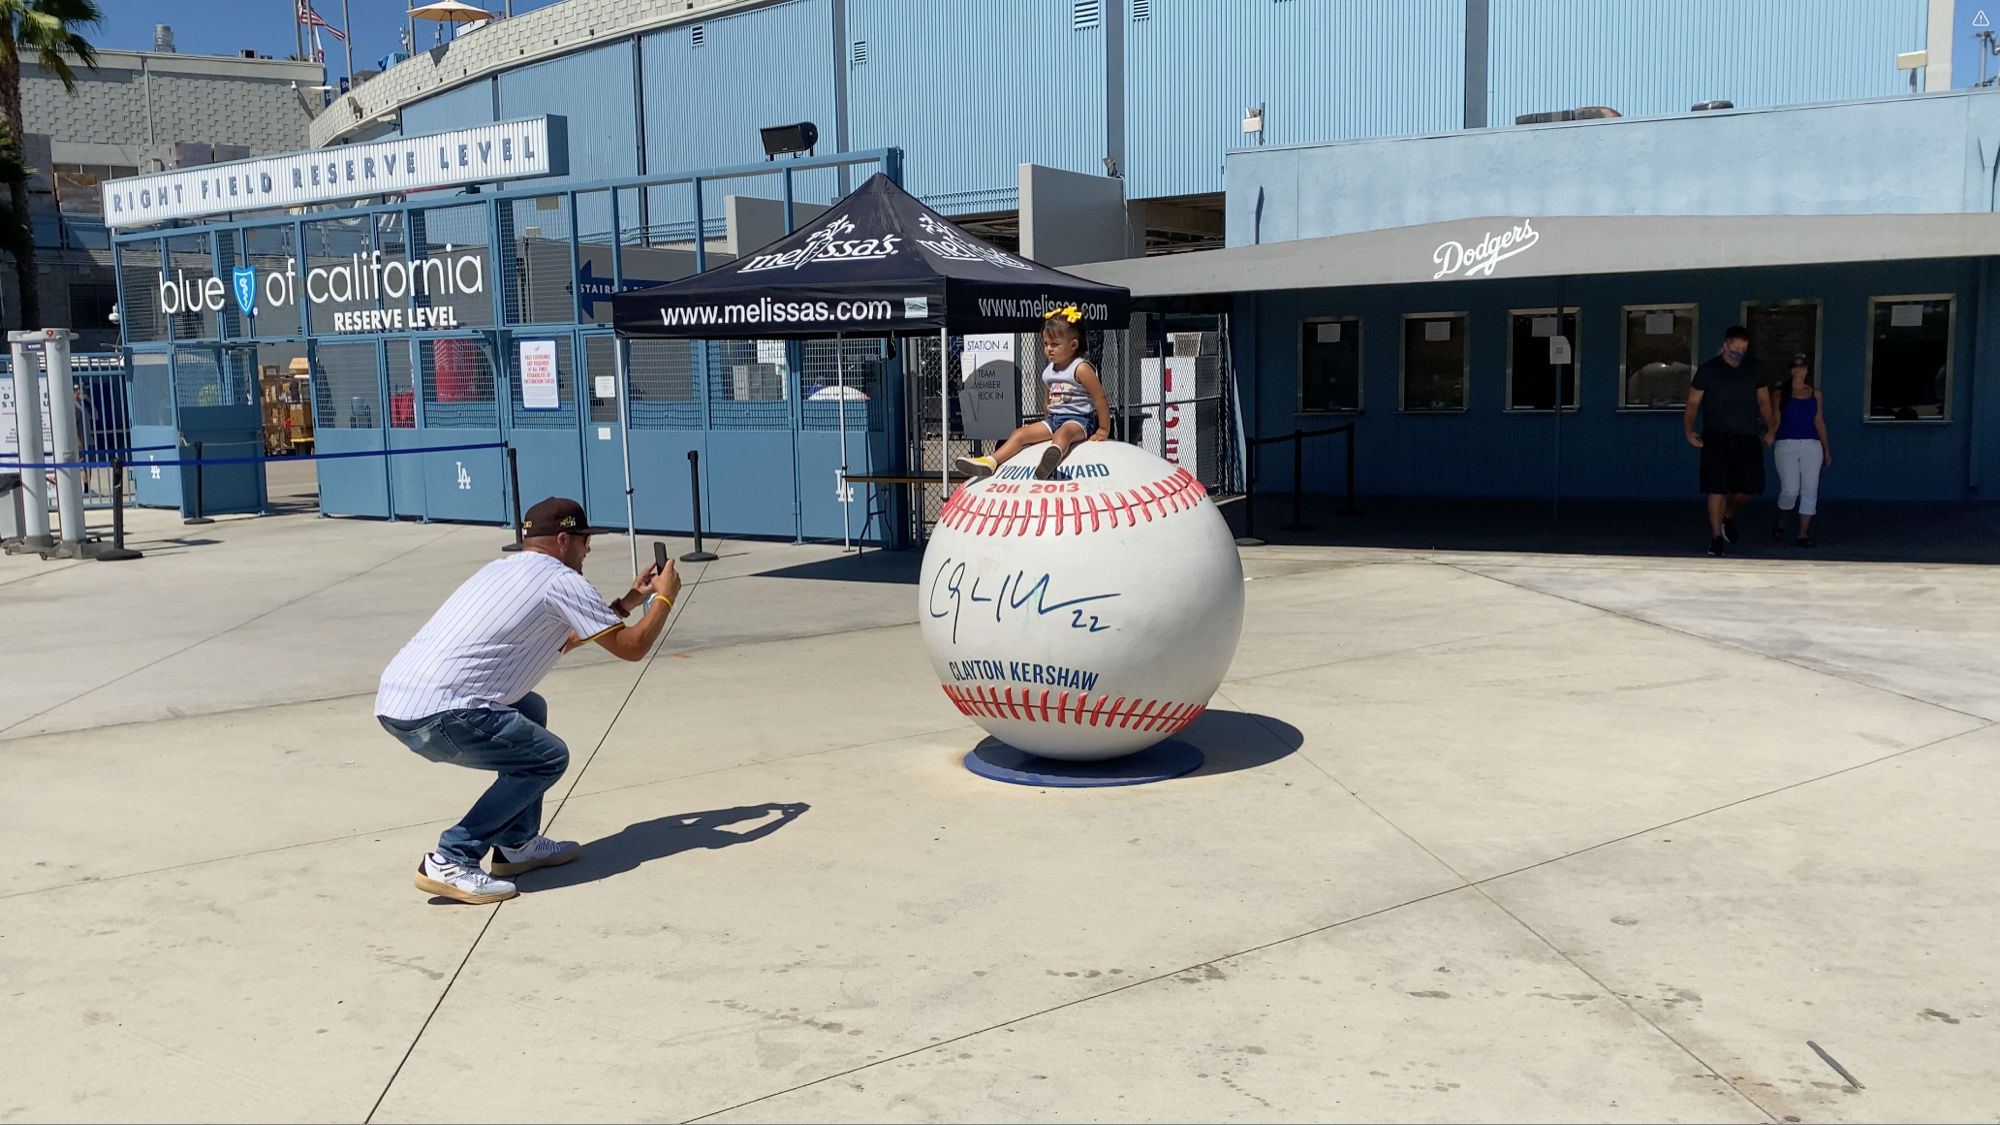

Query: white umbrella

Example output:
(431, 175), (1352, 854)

(410, 0), (495, 43)
(409, 0), (495, 21)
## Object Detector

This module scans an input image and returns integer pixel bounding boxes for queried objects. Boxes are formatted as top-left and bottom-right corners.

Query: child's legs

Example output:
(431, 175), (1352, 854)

(991, 421), (1055, 465)
(1049, 418), (1089, 451)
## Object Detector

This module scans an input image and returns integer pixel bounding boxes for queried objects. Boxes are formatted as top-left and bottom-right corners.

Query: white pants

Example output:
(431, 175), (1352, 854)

(1774, 438), (1822, 516)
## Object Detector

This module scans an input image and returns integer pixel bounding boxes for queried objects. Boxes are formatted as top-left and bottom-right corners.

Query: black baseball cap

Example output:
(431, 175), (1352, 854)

(521, 496), (617, 537)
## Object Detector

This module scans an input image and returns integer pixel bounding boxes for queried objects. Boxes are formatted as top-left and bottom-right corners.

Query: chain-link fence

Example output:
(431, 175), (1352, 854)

(900, 320), (1237, 542)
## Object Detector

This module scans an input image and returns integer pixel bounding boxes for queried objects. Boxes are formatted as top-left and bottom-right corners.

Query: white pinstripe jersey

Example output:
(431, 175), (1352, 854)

(374, 553), (623, 720)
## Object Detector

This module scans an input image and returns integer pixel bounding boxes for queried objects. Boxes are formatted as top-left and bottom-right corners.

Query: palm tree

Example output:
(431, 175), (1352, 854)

(0, 0), (99, 331)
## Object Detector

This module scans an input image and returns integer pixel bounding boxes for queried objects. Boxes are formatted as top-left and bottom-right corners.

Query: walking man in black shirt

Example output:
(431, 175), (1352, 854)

(1684, 326), (1776, 556)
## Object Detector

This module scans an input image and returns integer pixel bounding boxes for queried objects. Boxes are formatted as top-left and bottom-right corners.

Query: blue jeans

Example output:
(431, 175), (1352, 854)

(379, 692), (569, 867)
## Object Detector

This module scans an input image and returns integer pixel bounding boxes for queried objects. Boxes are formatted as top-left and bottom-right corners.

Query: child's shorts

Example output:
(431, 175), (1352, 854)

(1043, 413), (1099, 439)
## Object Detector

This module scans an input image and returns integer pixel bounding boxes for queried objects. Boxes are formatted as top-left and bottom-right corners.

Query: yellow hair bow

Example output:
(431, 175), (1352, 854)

(1042, 305), (1083, 324)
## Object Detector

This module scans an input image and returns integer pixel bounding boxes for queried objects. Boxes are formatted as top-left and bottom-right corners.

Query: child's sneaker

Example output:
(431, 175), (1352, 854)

(1034, 444), (1066, 480)
(954, 455), (997, 479)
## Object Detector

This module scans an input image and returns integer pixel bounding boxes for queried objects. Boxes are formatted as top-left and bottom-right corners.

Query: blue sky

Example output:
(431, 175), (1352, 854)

(93, 0), (556, 79)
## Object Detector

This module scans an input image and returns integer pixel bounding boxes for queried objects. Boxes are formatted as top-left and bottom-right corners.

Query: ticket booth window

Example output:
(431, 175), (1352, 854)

(1400, 313), (1468, 412)
(1506, 307), (1579, 411)
(1299, 317), (1361, 412)
(1620, 304), (1697, 409)
(1743, 300), (1820, 391)
(1866, 295), (1952, 421)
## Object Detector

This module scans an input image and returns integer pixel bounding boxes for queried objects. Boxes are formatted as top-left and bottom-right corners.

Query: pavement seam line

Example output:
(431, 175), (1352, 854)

(1468, 883), (1781, 1122)
(0, 523), (475, 739)
(1461, 721), (1991, 888)
(1441, 559), (2000, 725)
(680, 689), (1458, 1124)
(1271, 715), (1779, 1120)
(679, 882), (1477, 1124)
(362, 554), (716, 1123)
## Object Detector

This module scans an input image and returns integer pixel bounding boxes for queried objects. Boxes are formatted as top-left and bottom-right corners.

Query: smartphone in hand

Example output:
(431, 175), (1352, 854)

(654, 540), (669, 574)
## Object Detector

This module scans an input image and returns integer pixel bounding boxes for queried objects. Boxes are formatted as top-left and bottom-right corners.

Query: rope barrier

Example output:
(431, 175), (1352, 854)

(0, 440), (508, 473)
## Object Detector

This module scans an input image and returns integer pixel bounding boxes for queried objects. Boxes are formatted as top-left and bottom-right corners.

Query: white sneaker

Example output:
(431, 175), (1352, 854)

(490, 836), (580, 877)
(415, 853), (517, 904)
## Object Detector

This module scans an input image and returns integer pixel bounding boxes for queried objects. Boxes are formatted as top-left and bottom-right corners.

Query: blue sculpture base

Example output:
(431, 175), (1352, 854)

(963, 739), (1205, 788)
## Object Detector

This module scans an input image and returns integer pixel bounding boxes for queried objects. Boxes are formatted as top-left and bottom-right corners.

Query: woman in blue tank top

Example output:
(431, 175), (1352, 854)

(1770, 354), (1831, 546)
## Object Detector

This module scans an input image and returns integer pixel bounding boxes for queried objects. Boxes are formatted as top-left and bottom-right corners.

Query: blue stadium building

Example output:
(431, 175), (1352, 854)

(106, 0), (1998, 539)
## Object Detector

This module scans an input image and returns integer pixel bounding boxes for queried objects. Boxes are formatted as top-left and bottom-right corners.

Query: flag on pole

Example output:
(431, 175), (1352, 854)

(298, 0), (347, 42)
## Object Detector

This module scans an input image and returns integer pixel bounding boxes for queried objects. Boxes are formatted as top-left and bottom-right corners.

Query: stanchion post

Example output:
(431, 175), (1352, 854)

(1281, 428), (1313, 532)
(184, 440), (213, 525)
(500, 445), (524, 553)
(95, 455), (142, 561)
(1338, 423), (1363, 518)
(1234, 437), (1264, 547)
(681, 449), (718, 562)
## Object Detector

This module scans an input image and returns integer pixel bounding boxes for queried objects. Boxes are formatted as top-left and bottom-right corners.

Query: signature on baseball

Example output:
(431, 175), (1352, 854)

(927, 559), (1118, 644)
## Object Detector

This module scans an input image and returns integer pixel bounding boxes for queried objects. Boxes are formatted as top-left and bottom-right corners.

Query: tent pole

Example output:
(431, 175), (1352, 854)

(837, 331), (852, 552)
(617, 335), (638, 577)
(939, 326), (950, 503)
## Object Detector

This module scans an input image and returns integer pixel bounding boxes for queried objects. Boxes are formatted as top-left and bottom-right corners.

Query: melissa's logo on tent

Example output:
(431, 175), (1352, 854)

(739, 214), (902, 272)
(913, 214), (1030, 271)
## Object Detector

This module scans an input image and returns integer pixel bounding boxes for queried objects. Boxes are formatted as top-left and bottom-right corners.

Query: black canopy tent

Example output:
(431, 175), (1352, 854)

(609, 172), (1132, 549)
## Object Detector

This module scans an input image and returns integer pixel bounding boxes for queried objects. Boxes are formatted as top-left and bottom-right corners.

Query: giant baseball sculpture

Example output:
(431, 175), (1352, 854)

(920, 441), (1244, 762)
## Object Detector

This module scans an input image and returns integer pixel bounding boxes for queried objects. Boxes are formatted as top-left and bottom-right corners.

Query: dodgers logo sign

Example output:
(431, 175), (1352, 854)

(231, 267), (257, 318)
(1432, 219), (1540, 280)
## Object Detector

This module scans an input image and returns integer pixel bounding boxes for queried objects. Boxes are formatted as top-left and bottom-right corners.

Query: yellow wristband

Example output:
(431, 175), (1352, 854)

(648, 593), (674, 613)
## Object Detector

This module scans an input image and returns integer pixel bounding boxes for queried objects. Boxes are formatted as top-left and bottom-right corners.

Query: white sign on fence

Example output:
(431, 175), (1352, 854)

(958, 334), (1018, 440)
(519, 339), (560, 410)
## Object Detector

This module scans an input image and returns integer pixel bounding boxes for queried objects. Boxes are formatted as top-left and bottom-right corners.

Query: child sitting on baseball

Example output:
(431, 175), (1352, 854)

(956, 306), (1111, 480)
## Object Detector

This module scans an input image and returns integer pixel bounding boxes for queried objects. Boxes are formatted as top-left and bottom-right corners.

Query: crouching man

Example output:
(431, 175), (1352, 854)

(375, 497), (681, 904)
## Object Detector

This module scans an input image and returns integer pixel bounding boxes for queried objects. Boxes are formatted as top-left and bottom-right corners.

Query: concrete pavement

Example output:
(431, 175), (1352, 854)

(0, 502), (1994, 1122)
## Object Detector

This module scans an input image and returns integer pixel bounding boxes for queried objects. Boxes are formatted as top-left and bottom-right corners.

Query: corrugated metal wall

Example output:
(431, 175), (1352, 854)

(399, 78), (494, 137)
(1124, 0), (1466, 201)
(845, 0), (1107, 214)
(497, 41), (640, 184)
(639, 1), (836, 175)
(383, 0), (1938, 211)
(1487, 0), (1927, 125)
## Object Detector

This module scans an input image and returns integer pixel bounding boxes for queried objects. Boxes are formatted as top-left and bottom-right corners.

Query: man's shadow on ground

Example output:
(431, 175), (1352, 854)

(521, 802), (808, 893)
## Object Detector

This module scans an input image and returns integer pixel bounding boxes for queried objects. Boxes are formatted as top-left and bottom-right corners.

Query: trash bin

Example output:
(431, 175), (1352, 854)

(0, 472), (22, 542)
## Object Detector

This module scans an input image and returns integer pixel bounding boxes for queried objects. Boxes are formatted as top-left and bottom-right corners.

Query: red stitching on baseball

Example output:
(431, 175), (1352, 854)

(942, 686), (1208, 733)
(947, 473), (1210, 539)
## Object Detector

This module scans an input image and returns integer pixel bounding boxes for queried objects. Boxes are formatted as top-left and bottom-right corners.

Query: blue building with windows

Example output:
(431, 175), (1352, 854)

(105, 0), (1997, 535)
(1079, 88), (2000, 504)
